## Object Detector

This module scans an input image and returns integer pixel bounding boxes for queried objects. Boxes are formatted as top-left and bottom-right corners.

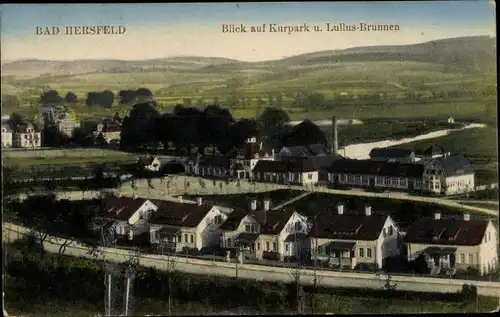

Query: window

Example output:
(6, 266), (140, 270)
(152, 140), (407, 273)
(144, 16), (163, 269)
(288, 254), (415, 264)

(266, 241), (270, 251)
(139, 211), (144, 219)
(184, 234), (188, 242)
(383, 228), (387, 238)
(285, 244), (289, 252)
(388, 226), (393, 236)
(391, 178), (398, 186)
(468, 254), (473, 265)
(190, 235), (194, 243)
(359, 248), (364, 258)
(272, 242), (277, 251)
(488, 232), (491, 242)
(308, 174), (313, 180)
(354, 175), (361, 184)
(245, 224), (251, 232)
(459, 253), (465, 264)
(257, 242), (261, 250)
(367, 248), (372, 258)
(384, 177), (390, 186)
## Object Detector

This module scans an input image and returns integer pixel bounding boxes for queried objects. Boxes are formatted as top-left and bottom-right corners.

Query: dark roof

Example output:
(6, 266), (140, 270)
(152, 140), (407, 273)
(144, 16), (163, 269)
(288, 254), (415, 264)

(198, 155), (230, 168)
(435, 154), (474, 177)
(158, 227), (182, 236)
(324, 241), (357, 250)
(308, 212), (388, 241)
(403, 218), (488, 246)
(253, 159), (317, 173)
(103, 196), (150, 221)
(282, 155), (343, 171)
(369, 147), (415, 158)
(149, 201), (214, 227)
(327, 158), (424, 178)
(423, 145), (445, 156)
(252, 209), (296, 235)
(13, 121), (41, 133)
(281, 144), (331, 157)
(137, 155), (158, 166)
(237, 142), (271, 159)
(219, 208), (249, 231)
(234, 232), (260, 246)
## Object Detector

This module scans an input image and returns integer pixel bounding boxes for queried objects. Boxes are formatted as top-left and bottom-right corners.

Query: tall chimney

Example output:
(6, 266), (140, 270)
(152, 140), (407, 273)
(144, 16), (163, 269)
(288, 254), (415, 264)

(263, 199), (270, 211)
(250, 199), (257, 211)
(365, 205), (372, 216)
(196, 197), (202, 206)
(337, 203), (344, 215)
(434, 212), (441, 220)
(332, 116), (338, 156)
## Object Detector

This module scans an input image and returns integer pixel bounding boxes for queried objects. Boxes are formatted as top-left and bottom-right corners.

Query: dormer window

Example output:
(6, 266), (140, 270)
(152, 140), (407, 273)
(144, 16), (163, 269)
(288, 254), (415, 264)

(27, 128), (33, 133)
(1, 128), (5, 133)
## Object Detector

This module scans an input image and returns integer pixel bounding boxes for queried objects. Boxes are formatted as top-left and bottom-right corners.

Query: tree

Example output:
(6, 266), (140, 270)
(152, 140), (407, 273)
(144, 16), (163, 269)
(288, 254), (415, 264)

(118, 89), (137, 105)
(40, 90), (63, 105)
(282, 120), (327, 146)
(135, 88), (153, 102)
(2, 94), (21, 108)
(71, 127), (93, 147)
(202, 104), (234, 154)
(257, 107), (290, 138)
(230, 118), (258, 149)
(9, 112), (24, 126)
(64, 91), (78, 104)
(101, 90), (115, 108)
(120, 101), (161, 150)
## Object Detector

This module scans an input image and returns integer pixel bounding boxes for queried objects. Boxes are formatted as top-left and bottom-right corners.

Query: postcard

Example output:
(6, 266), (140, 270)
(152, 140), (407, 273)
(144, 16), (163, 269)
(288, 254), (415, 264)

(1, 2), (498, 316)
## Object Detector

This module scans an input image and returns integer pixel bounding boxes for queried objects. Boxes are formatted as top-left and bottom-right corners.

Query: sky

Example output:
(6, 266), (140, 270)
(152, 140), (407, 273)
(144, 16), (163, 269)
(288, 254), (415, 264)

(0, 2), (496, 62)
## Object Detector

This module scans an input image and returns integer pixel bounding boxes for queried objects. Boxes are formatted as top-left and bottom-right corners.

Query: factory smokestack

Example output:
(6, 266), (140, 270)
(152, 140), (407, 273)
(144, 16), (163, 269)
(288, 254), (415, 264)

(332, 116), (338, 156)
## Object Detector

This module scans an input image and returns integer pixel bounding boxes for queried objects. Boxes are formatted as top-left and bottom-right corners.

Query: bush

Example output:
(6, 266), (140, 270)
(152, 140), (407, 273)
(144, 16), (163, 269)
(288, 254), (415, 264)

(460, 284), (478, 300)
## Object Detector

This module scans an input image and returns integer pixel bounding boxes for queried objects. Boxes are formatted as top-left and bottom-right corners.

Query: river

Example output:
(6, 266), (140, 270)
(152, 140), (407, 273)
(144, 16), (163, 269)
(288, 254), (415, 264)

(341, 123), (487, 160)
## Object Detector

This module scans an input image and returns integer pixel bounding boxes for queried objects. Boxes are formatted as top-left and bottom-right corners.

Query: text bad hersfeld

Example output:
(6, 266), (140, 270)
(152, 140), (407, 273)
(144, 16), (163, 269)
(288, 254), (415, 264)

(36, 25), (126, 35)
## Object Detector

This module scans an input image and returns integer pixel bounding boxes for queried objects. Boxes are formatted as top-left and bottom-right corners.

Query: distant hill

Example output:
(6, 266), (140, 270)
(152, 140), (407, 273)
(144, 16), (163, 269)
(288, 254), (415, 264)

(1, 35), (496, 78)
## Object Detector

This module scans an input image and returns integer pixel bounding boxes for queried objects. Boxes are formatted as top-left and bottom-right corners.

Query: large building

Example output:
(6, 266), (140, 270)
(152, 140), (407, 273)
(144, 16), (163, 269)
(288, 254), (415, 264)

(39, 104), (80, 137)
(404, 213), (498, 275)
(93, 117), (122, 144)
(230, 136), (275, 179)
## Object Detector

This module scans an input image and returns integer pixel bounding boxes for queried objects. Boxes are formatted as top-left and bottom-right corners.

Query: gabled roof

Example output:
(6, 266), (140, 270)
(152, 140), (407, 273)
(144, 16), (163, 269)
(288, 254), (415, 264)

(281, 144), (331, 157)
(219, 208), (249, 231)
(434, 154), (474, 177)
(103, 196), (151, 221)
(308, 211), (389, 241)
(253, 158), (317, 173)
(149, 201), (214, 227)
(369, 147), (415, 158)
(423, 145), (445, 156)
(13, 121), (41, 133)
(327, 158), (424, 178)
(252, 209), (296, 235)
(403, 218), (489, 246)
(283, 155), (342, 171)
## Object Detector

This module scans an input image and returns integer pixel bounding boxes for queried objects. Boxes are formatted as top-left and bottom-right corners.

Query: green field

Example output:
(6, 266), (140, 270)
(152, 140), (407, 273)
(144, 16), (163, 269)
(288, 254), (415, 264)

(1, 36), (497, 123)
(2, 154), (136, 169)
(392, 126), (498, 185)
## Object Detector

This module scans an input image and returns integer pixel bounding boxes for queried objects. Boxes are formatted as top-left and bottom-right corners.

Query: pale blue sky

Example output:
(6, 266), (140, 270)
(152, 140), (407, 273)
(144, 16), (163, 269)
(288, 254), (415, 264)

(1, 2), (496, 61)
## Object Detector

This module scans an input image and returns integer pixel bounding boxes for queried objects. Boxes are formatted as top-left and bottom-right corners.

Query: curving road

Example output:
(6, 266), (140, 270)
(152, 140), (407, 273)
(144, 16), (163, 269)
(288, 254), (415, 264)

(4, 224), (500, 297)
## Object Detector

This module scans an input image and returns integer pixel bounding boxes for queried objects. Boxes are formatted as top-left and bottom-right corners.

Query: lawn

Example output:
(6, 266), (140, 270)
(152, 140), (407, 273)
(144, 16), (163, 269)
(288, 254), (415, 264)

(391, 126), (498, 185)
(2, 154), (136, 168)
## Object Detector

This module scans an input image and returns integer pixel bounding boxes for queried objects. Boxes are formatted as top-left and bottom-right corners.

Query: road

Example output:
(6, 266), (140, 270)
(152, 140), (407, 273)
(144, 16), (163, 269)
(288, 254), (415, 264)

(4, 224), (500, 297)
(7, 175), (498, 217)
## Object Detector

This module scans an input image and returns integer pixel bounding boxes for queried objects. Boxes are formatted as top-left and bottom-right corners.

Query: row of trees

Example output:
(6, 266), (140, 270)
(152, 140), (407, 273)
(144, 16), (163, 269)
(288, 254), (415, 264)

(119, 102), (328, 154)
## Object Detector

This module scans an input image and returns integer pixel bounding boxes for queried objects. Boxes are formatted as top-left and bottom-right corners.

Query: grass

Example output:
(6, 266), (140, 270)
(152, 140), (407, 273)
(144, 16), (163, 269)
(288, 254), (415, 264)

(392, 126), (499, 185)
(459, 202), (499, 211)
(2, 154), (136, 168)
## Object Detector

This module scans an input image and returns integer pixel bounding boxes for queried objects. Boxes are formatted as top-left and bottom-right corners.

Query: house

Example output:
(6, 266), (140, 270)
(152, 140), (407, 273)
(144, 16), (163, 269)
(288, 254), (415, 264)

(403, 213), (498, 275)
(327, 159), (425, 192)
(95, 195), (159, 244)
(148, 197), (227, 252)
(423, 145), (446, 159)
(1, 119), (12, 148)
(220, 198), (310, 261)
(252, 159), (318, 186)
(185, 155), (231, 178)
(12, 121), (42, 148)
(39, 105), (80, 137)
(137, 155), (161, 172)
(230, 136), (275, 179)
(369, 148), (416, 164)
(421, 154), (475, 195)
(93, 117), (122, 144)
(308, 204), (401, 270)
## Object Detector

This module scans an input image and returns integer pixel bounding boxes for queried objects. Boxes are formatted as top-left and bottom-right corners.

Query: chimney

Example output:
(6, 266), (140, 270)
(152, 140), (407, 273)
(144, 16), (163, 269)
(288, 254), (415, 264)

(464, 213), (470, 221)
(250, 199), (257, 211)
(337, 203), (344, 215)
(332, 116), (339, 156)
(365, 205), (372, 216)
(434, 212), (441, 220)
(263, 199), (270, 211)
(196, 197), (202, 206)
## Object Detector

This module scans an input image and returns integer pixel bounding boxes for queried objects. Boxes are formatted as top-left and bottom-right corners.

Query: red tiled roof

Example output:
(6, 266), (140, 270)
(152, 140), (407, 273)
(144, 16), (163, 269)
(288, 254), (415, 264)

(253, 159), (316, 173)
(403, 218), (489, 246)
(308, 211), (388, 241)
(102, 196), (150, 221)
(148, 201), (214, 227)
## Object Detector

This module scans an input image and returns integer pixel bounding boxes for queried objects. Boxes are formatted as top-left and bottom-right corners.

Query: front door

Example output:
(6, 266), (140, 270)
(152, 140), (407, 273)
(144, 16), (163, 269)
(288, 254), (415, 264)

(369, 177), (375, 187)
(449, 253), (456, 268)
(433, 255), (440, 266)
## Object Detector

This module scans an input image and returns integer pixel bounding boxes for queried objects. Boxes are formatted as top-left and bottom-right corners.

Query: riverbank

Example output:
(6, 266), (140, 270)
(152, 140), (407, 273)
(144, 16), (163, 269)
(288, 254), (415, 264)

(4, 240), (498, 316)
